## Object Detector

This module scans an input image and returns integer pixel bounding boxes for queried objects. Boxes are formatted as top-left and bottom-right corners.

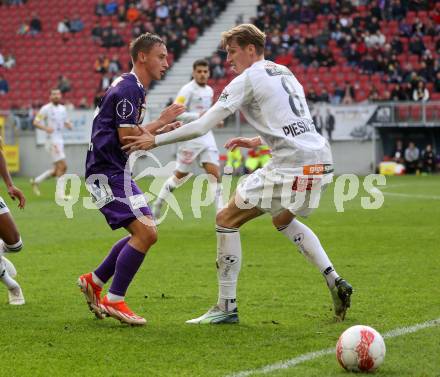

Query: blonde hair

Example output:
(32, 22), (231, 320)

(221, 24), (266, 55)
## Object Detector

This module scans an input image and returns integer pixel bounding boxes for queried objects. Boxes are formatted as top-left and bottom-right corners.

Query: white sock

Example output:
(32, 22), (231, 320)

(155, 176), (179, 208)
(0, 260), (19, 290)
(213, 182), (224, 211)
(91, 272), (104, 287)
(277, 219), (339, 288)
(107, 292), (124, 302)
(35, 169), (53, 184)
(4, 238), (23, 253)
(216, 225), (241, 311)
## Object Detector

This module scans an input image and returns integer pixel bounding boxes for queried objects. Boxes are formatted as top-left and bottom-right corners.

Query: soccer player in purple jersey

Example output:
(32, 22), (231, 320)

(77, 33), (185, 325)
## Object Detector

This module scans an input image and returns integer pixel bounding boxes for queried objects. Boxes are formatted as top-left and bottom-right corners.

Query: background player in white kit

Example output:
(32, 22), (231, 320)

(0, 136), (25, 305)
(123, 24), (353, 324)
(31, 88), (72, 197)
(152, 59), (223, 218)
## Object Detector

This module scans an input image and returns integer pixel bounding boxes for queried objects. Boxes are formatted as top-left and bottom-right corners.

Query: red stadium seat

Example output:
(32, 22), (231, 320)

(410, 106), (422, 121)
(397, 106), (410, 121)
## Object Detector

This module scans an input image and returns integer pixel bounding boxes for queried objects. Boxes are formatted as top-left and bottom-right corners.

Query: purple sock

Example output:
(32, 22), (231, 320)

(108, 243), (146, 297)
(94, 236), (130, 284)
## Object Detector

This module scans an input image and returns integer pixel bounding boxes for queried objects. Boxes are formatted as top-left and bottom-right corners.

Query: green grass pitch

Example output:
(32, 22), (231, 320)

(1, 175), (439, 376)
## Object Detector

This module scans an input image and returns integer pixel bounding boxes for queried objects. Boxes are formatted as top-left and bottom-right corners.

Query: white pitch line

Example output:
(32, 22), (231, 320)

(383, 192), (440, 200)
(225, 318), (440, 377)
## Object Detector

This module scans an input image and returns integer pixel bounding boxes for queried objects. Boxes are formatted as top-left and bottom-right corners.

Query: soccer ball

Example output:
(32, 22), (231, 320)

(336, 325), (386, 372)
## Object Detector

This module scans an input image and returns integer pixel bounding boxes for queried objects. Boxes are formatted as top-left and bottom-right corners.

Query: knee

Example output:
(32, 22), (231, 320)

(272, 211), (295, 230)
(216, 208), (237, 229)
(137, 226), (158, 249)
(216, 209), (228, 227)
(148, 227), (158, 246)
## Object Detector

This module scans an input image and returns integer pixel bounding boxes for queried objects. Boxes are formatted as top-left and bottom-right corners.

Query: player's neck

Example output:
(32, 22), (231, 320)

(252, 55), (264, 65)
(132, 66), (151, 88)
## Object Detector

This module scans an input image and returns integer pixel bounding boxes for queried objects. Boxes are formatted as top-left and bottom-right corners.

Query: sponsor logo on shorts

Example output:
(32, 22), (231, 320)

(303, 164), (333, 175)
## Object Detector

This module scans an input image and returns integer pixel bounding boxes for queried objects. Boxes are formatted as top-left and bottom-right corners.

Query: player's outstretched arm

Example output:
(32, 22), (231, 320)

(143, 103), (185, 135)
(224, 136), (262, 150)
(122, 103), (230, 152)
(0, 147), (25, 209)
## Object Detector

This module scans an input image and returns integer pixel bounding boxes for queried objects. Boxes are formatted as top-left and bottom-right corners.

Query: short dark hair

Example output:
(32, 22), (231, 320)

(130, 33), (164, 62)
(192, 59), (209, 70)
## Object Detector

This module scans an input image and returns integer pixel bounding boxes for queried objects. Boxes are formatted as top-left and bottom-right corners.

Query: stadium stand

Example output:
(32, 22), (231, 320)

(0, 0), (438, 115)
(0, 0), (229, 109)
(206, 0), (440, 105)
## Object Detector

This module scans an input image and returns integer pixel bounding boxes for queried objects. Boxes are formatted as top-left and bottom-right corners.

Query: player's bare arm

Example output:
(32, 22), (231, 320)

(122, 102), (230, 152)
(33, 116), (53, 134)
(0, 147), (25, 209)
(142, 103), (185, 135)
(117, 125), (146, 146)
(224, 136), (262, 150)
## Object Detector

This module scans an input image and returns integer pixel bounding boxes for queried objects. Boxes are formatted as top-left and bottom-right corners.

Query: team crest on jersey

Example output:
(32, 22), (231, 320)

(218, 90), (229, 102)
(116, 98), (134, 119)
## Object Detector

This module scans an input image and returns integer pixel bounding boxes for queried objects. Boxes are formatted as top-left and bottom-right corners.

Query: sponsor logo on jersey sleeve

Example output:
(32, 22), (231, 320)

(218, 90), (229, 102)
(116, 98), (134, 119)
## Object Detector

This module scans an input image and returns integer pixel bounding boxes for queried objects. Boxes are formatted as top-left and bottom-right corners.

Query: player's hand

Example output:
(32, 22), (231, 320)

(122, 131), (156, 152)
(46, 127), (54, 134)
(65, 122), (73, 130)
(159, 103), (185, 125)
(155, 121), (182, 135)
(7, 185), (26, 209)
(224, 137), (261, 150)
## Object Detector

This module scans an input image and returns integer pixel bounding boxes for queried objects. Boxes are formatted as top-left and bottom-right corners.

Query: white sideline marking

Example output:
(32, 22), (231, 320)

(383, 192), (440, 200)
(226, 318), (440, 377)
(370, 187), (440, 200)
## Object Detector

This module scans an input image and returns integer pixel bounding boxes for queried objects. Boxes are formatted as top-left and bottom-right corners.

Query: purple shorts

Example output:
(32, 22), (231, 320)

(93, 174), (152, 230)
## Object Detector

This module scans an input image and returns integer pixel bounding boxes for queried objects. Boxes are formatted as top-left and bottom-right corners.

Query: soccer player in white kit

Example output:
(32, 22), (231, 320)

(0, 137), (26, 305)
(152, 59), (223, 218)
(123, 24), (353, 323)
(31, 89), (72, 197)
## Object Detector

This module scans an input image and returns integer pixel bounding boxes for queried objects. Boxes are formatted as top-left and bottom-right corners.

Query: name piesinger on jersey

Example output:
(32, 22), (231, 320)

(282, 119), (314, 138)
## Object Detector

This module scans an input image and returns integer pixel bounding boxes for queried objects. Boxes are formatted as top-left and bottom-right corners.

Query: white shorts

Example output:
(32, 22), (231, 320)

(236, 163), (333, 218)
(46, 141), (66, 163)
(175, 146), (219, 174)
(0, 196), (10, 215)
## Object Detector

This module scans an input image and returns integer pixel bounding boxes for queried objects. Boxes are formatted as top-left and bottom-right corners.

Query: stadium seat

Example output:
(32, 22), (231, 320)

(397, 106), (410, 121)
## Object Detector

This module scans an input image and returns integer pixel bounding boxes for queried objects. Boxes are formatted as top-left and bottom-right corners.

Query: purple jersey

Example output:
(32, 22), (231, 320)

(85, 72), (146, 178)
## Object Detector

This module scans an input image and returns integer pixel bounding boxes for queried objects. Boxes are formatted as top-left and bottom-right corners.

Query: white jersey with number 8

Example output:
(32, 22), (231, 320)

(217, 60), (332, 168)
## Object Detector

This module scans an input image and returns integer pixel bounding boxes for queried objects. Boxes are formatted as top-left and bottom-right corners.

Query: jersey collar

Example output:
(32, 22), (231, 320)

(130, 70), (144, 89)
